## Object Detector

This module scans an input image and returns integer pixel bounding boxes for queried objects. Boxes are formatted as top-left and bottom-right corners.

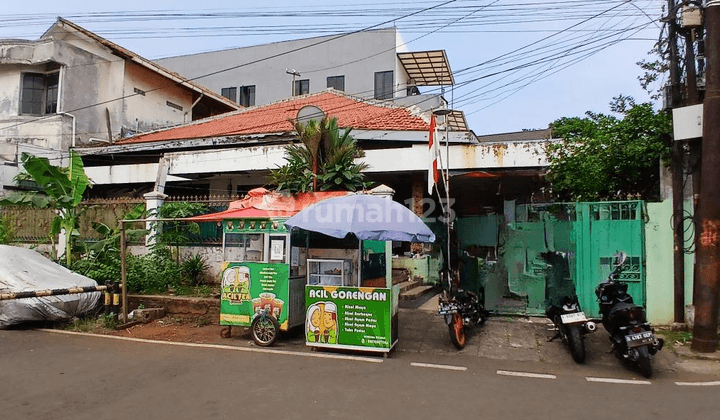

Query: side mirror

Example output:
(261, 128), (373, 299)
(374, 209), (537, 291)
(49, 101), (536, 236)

(613, 251), (627, 269)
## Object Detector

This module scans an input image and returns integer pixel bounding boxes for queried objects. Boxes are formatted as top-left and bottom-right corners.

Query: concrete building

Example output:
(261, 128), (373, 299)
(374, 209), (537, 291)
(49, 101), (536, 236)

(155, 28), (453, 113)
(0, 18), (239, 195)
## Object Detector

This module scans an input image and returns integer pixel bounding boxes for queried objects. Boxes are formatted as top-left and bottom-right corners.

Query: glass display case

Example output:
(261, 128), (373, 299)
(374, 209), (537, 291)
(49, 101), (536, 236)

(307, 259), (353, 286)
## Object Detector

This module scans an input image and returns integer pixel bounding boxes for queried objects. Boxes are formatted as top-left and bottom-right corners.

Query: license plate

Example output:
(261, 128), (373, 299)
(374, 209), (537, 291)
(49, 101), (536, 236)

(625, 331), (654, 348)
(438, 304), (459, 315)
(560, 311), (587, 324)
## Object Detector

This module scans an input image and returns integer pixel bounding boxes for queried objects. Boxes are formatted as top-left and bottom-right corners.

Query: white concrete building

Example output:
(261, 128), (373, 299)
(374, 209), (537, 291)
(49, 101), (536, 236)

(0, 18), (239, 195)
(155, 28), (454, 113)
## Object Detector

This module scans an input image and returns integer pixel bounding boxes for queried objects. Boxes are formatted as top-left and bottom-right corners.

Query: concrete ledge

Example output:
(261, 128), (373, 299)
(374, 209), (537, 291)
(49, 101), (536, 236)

(128, 295), (219, 322)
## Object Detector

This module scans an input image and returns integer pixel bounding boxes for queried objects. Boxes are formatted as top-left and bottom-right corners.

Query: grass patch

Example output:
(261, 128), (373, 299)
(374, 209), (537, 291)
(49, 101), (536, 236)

(62, 316), (110, 333)
(656, 329), (720, 350)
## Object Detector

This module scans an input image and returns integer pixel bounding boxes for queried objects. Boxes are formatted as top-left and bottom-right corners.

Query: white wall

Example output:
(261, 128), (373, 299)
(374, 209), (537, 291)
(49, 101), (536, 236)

(82, 138), (552, 186)
(122, 61), (193, 134)
(155, 28), (408, 106)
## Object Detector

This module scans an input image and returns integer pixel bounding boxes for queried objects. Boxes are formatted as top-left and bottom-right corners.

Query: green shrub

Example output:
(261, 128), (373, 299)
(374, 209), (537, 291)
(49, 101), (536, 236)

(0, 214), (14, 244)
(126, 246), (183, 294)
(181, 254), (209, 286)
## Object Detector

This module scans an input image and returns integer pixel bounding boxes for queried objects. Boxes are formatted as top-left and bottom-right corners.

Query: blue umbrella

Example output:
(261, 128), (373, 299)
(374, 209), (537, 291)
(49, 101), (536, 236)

(285, 194), (436, 243)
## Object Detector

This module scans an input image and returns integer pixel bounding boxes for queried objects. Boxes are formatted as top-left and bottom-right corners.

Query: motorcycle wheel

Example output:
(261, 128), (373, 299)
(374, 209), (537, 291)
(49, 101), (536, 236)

(251, 314), (279, 347)
(567, 325), (586, 364)
(448, 313), (467, 349)
(637, 346), (653, 378)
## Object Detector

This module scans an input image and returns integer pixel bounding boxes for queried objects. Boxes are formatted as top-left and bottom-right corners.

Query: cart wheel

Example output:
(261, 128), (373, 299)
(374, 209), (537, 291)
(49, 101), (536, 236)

(220, 326), (232, 339)
(251, 315), (280, 347)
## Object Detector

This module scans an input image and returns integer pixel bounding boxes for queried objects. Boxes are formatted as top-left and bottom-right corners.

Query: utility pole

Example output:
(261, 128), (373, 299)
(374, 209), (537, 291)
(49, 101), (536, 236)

(692, 0), (720, 353)
(667, 0), (685, 324)
(286, 69), (300, 96)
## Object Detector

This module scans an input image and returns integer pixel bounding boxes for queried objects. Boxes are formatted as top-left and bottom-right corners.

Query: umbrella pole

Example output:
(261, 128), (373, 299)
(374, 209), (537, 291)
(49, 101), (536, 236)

(358, 240), (362, 287)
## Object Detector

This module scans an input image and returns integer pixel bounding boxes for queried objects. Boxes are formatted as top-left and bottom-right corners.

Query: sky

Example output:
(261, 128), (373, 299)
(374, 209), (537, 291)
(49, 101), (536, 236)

(0, 0), (667, 135)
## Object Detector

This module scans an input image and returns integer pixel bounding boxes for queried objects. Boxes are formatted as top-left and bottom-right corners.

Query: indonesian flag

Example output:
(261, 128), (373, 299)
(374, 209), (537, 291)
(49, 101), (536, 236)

(428, 114), (439, 194)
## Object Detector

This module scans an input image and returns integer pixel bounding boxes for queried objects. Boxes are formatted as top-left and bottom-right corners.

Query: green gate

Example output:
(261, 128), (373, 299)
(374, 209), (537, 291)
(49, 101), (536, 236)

(463, 201), (646, 317)
(574, 201), (645, 318)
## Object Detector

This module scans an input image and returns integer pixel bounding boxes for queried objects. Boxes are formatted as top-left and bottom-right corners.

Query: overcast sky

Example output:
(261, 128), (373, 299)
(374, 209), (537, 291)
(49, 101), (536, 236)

(0, 0), (666, 135)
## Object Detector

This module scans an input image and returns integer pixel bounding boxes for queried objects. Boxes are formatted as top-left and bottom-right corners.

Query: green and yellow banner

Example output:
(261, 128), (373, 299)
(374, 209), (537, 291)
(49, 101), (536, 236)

(305, 285), (392, 350)
(220, 262), (289, 329)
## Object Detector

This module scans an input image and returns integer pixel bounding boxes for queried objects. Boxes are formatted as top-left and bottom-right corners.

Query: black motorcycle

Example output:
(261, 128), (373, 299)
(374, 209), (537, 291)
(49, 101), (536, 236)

(595, 252), (664, 378)
(547, 295), (597, 363)
(438, 268), (489, 349)
(543, 251), (596, 363)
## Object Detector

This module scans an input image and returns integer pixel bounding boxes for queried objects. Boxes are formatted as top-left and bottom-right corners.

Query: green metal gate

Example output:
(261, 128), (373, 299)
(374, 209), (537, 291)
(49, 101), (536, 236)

(574, 201), (645, 318)
(464, 201), (646, 317)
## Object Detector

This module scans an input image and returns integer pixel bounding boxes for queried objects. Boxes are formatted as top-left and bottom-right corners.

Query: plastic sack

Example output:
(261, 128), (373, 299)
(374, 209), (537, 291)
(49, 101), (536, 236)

(0, 245), (101, 328)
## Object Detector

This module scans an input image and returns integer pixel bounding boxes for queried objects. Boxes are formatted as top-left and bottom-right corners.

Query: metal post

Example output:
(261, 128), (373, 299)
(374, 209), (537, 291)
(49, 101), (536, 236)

(667, 0), (686, 324)
(120, 220), (128, 323)
(692, 0), (720, 352)
(444, 116), (451, 276)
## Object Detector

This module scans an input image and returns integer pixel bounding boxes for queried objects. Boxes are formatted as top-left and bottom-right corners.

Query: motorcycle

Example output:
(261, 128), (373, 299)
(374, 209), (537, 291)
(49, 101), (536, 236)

(438, 267), (489, 349)
(547, 295), (597, 363)
(595, 251), (664, 378)
(543, 251), (596, 363)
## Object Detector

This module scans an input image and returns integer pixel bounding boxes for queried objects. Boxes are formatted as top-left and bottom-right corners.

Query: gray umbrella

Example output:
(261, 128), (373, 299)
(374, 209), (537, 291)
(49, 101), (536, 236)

(284, 194), (436, 243)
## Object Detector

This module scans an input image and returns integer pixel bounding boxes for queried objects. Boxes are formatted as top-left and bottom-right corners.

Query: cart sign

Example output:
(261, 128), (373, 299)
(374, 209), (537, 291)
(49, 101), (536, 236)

(220, 262), (289, 329)
(305, 285), (392, 350)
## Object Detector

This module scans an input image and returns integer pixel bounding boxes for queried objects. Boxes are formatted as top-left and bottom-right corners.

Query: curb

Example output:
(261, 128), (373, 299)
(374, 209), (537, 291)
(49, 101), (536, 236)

(674, 345), (720, 361)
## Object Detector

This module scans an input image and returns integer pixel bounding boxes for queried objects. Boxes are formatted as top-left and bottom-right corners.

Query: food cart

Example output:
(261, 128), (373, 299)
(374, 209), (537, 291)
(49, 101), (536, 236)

(191, 189), (349, 346)
(194, 189), (434, 352)
(303, 238), (395, 353)
(285, 194), (436, 355)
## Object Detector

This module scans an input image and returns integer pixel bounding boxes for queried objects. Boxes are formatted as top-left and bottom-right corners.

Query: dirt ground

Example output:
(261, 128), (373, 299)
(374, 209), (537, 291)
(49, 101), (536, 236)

(109, 318), (245, 345)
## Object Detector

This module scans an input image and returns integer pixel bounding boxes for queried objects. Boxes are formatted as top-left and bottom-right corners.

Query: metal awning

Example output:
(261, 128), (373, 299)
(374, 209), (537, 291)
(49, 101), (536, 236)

(397, 50), (454, 86)
(445, 110), (467, 131)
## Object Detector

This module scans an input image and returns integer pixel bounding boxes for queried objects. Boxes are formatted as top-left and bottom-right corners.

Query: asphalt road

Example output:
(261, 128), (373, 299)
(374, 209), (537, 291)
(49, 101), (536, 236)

(1, 329), (719, 420)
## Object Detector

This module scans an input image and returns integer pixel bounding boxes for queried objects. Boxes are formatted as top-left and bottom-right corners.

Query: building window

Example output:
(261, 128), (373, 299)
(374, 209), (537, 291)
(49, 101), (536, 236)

(327, 75), (345, 91)
(133, 87), (146, 96)
(293, 79), (309, 96)
(374, 70), (393, 100)
(239, 85), (256, 107)
(221, 87), (237, 103)
(20, 72), (59, 115)
(166, 101), (183, 111)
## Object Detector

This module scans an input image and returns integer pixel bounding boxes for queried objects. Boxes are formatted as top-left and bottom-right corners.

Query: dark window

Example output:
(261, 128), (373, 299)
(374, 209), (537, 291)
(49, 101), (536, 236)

(239, 85), (255, 107)
(166, 101), (183, 111)
(221, 87), (237, 103)
(21, 72), (58, 115)
(407, 85), (420, 96)
(133, 87), (146, 96)
(327, 75), (345, 91)
(374, 70), (394, 100)
(293, 79), (309, 96)
(44, 73), (58, 114)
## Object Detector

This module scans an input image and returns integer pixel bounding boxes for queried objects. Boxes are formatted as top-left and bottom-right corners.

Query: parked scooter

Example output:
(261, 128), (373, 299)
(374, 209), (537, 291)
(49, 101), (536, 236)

(543, 251), (596, 363)
(547, 295), (596, 363)
(438, 267), (489, 349)
(595, 251), (664, 378)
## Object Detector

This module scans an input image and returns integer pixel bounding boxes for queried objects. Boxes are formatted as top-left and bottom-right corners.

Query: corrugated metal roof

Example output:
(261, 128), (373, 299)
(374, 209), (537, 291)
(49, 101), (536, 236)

(397, 50), (454, 86)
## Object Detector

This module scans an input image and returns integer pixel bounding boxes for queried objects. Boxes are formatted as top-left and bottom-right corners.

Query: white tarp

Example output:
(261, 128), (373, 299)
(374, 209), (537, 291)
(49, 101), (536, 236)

(0, 245), (100, 328)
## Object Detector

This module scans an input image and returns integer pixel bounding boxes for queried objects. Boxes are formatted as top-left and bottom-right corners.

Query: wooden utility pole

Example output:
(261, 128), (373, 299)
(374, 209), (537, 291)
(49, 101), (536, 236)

(692, 0), (720, 353)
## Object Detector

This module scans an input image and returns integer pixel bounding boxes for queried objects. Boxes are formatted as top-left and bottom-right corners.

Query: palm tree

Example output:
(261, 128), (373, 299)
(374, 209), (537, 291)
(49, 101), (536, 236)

(270, 117), (370, 193)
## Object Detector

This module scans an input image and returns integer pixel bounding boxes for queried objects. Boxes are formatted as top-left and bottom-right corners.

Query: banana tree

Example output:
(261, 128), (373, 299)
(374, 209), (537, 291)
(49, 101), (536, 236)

(0, 151), (91, 266)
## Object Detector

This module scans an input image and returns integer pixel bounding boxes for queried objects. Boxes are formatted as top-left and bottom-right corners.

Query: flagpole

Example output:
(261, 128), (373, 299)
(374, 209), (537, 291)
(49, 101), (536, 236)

(433, 109), (453, 279)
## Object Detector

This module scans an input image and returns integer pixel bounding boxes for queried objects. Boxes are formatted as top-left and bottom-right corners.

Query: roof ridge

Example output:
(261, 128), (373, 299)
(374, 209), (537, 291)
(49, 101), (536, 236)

(43, 18), (239, 110)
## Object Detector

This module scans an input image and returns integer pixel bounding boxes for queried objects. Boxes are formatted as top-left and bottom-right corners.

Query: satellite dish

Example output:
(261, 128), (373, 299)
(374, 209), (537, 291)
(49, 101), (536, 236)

(296, 105), (325, 127)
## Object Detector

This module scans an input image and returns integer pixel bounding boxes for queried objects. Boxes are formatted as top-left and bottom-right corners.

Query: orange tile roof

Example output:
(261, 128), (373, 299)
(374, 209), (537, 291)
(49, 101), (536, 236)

(117, 90), (430, 145)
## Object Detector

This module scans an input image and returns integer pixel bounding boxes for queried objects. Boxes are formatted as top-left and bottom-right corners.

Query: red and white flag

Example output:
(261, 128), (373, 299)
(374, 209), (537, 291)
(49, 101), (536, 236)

(428, 114), (439, 194)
